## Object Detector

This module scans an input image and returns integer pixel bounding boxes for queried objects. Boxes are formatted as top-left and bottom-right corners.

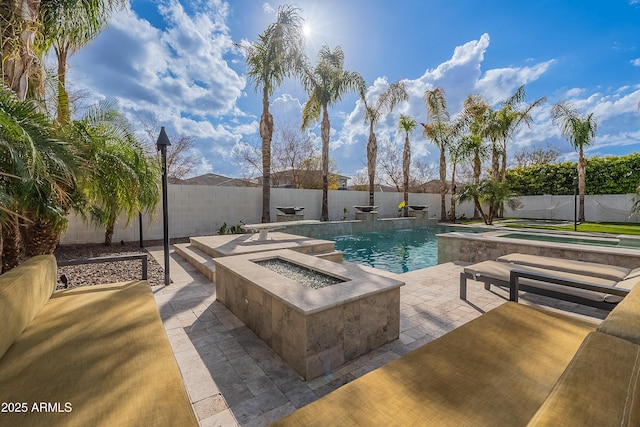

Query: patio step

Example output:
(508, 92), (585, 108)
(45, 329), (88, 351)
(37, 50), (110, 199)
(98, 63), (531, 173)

(315, 250), (343, 263)
(174, 243), (216, 282)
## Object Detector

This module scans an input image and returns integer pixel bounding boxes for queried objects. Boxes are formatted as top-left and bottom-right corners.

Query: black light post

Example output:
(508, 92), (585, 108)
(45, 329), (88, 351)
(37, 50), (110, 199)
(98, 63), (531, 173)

(572, 177), (578, 232)
(156, 127), (171, 285)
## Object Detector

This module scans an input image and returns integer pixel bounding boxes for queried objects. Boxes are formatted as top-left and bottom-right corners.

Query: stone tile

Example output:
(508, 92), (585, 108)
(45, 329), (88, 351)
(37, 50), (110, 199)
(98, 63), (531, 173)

(284, 384), (319, 408)
(229, 389), (288, 425)
(313, 374), (356, 398)
(242, 403), (297, 427)
(193, 394), (228, 420)
(245, 374), (279, 397)
(229, 355), (266, 382)
(199, 409), (239, 427)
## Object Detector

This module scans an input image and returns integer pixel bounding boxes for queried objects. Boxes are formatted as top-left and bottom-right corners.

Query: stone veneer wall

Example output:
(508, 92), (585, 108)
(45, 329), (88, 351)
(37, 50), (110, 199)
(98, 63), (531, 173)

(438, 232), (640, 268)
(278, 216), (438, 238)
(214, 251), (402, 380)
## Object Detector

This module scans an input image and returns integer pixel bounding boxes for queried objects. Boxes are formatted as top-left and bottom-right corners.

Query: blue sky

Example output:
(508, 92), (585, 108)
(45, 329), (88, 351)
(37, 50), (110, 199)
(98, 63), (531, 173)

(69, 0), (640, 182)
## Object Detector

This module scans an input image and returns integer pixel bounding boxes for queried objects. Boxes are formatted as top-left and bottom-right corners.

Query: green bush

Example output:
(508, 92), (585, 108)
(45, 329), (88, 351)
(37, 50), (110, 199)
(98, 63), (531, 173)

(506, 153), (640, 195)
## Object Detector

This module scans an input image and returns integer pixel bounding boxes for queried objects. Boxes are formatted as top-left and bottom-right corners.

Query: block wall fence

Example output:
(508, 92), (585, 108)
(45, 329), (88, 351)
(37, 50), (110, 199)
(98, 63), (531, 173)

(60, 185), (640, 245)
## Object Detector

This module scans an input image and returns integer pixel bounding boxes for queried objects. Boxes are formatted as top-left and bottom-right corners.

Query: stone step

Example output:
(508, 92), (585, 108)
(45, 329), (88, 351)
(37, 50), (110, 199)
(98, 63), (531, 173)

(314, 250), (343, 263)
(174, 243), (216, 282)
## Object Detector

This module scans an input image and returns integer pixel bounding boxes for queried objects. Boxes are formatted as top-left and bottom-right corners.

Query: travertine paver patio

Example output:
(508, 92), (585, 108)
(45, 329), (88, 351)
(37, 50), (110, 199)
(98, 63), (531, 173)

(147, 246), (608, 427)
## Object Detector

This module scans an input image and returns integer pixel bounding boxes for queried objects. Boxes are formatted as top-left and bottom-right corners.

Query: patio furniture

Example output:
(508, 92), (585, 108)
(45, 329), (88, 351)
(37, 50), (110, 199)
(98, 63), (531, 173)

(271, 282), (640, 426)
(0, 255), (198, 427)
(460, 259), (631, 310)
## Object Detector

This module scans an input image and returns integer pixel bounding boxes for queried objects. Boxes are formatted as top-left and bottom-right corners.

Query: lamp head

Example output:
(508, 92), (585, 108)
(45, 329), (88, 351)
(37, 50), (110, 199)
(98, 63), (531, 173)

(156, 126), (171, 151)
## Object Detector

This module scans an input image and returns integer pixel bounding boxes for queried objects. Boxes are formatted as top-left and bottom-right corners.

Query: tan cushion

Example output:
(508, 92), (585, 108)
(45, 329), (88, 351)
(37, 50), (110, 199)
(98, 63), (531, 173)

(497, 253), (632, 281)
(597, 283), (640, 345)
(0, 255), (56, 359)
(0, 281), (198, 427)
(528, 332), (640, 427)
(271, 302), (597, 427)
(625, 267), (640, 280)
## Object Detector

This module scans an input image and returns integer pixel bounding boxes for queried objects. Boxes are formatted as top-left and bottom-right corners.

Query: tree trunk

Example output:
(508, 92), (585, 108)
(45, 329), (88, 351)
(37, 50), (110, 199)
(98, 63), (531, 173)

(578, 148), (586, 222)
(22, 219), (62, 257)
(439, 148), (447, 221)
(260, 88), (273, 223)
(367, 122), (377, 206)
(402, 133), (410, 217)
(56, 46), (70, 124)
(491, 139), (500, 180)
(1, 218), (24, 272)
(104, 212), (118, 246)
(4, 0), (41, 100)
(449, 166), (456, 222)
(473, 152), (481, 219)
(320, 106), (330, 221)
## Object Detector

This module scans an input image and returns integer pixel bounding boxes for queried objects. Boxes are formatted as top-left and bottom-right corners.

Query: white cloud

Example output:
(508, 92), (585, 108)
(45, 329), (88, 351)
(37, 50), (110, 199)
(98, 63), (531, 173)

(262, 3), (274, 14)
(631, 58), (640, 66)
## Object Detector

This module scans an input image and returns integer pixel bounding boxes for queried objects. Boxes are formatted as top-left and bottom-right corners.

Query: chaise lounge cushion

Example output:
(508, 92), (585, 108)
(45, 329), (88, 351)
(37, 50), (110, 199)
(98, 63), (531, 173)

(528, 332), (640, 426)
(0, 280), (198, 427)
(0, 255), (56, 359)
(271, 302), (597, 427)
(597, 281), (640, 345)
(497, 253), (633, 282)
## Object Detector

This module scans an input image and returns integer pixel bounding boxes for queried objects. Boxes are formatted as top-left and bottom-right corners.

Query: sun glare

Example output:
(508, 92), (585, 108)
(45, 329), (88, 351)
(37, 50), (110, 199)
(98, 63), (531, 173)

(303, 24), (312, 37)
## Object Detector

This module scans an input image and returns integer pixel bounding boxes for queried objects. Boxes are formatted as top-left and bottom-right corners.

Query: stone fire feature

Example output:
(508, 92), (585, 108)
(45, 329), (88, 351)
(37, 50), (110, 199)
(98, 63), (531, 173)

(214, 249), (404, 380)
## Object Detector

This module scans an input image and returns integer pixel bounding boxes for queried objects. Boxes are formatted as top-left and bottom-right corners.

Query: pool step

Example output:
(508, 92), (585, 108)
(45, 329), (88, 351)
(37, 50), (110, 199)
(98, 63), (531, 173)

(174, 243), (216, 282)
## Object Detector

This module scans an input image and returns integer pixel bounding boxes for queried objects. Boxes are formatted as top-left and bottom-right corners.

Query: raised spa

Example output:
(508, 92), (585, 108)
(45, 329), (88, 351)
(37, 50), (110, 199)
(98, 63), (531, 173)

(214, 249), (404, 380)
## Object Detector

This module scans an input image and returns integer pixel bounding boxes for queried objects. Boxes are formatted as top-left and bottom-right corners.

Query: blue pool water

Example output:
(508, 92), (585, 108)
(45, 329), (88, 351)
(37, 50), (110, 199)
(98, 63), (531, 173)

(328, 226), (474, 274)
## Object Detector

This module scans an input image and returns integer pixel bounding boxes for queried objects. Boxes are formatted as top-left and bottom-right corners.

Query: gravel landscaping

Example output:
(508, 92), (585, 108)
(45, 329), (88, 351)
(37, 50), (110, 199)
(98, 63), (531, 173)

(54, 238), (189, 290)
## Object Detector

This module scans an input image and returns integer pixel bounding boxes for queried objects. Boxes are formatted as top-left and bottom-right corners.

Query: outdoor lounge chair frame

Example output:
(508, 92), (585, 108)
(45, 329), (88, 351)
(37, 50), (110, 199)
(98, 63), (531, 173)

(460, 268), (630, 310)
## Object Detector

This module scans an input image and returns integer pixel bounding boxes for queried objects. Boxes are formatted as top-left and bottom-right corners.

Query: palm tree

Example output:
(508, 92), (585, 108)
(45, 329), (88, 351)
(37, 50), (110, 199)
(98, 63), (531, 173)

(73, 102), (160, 245)
(551, 101), (597, 222)
(245, 4), (305, 223)
(0, 84), (77, 271)
(2, 0), (125, 101)
(42, 0), (127, 123)
(421, 87), (452, 221)
(361, 81), (408, 206)
(461, 94), (491, 218)
(301, 44), (364, 221)
(496, 85), (547, 182)
(457, 179), (520, 225)
(398, 115), (416, 217)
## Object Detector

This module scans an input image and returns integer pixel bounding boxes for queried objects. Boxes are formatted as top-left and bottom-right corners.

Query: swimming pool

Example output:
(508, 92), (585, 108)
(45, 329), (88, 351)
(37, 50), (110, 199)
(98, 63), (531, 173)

(328, 226), (477, 274)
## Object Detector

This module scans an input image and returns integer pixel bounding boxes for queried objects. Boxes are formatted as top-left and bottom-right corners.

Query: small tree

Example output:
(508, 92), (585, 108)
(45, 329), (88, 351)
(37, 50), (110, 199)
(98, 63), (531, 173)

(398, 115), (416, 217)
(551, 101), (597, 222)
(457, 179), (520, 225)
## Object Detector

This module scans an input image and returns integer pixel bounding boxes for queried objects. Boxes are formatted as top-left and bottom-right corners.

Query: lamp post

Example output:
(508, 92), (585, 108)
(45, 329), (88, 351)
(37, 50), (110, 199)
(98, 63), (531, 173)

(156, 127), (171, 285)
(572, 177), (578, 232)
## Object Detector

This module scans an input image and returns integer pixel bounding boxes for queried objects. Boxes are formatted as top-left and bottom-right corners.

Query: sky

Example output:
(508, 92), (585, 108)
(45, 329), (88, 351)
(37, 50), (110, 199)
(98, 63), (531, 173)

(68, 0), (640, 182)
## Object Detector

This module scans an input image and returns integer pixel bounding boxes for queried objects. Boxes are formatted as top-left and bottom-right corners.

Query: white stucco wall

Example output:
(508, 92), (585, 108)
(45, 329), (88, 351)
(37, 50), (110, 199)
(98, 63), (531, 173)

(59, 185), (638, 245)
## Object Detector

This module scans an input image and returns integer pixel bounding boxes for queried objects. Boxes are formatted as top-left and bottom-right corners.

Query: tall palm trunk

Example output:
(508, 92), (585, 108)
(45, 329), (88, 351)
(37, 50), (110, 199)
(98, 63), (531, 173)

(473, 152), (481, 219)
(491, 139), (500, 180)
(578, 148), (586, 222)
(55, 45), (71, 124)
(3, 0), (41, 100)
(367, 122), (377, 206)
(402, 133), (410, 217)
(104, 212), (118, 246)
(320, 106), (330, 221)
(439, 149), (447, 221)
(449, 165), (456, 221)
(260, 88), (273, 223)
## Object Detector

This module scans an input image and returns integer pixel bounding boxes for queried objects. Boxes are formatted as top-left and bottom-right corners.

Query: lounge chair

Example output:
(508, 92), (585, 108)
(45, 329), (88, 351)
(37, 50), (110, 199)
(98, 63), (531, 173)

(460, 259), (632, 310)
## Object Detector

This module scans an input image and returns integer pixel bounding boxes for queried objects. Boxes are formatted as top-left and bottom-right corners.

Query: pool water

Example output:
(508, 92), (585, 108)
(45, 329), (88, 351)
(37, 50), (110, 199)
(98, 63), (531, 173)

(329, 226), (469, 274)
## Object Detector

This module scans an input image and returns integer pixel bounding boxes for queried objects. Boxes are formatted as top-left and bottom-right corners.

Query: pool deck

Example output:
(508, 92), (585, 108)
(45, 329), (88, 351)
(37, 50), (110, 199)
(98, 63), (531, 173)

(148, 246), (608, 427)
